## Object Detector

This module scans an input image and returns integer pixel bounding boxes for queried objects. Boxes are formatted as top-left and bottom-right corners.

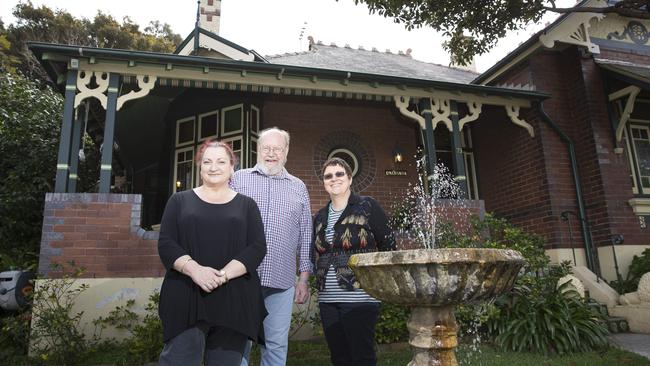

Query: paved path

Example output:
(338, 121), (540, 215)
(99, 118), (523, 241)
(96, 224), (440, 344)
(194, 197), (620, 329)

(609, 333), (650, 360)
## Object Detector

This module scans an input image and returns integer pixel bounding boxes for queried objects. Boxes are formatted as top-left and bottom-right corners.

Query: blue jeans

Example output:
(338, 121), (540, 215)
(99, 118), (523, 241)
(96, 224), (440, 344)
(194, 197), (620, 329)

(241, 286), (295, 366)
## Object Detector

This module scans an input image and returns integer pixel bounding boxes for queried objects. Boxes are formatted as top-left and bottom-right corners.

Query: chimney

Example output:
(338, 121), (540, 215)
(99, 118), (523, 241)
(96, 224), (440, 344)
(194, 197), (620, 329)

(451, 57), (477, 73)
(200, 0), (221, 34)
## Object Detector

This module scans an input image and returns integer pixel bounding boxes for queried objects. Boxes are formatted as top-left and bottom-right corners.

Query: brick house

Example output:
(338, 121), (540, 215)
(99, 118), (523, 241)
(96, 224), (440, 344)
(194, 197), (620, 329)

(473, 0), (650, 282)
(28, 0), (650, 288)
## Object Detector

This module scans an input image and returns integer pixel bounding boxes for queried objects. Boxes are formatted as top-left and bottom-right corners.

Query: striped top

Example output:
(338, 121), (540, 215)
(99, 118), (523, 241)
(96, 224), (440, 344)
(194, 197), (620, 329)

(318, 203), (379, 303)
(231, 165), (313, 289)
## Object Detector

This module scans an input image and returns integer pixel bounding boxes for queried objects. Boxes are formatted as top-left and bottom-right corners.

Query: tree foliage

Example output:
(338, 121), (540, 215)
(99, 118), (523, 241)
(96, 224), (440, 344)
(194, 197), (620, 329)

(0, 20), (20, 73)
(4, 1), (182, 82)
(0, 2), (181, 269)
(0, 72), (63, 269)
(349, 0), (650, 65)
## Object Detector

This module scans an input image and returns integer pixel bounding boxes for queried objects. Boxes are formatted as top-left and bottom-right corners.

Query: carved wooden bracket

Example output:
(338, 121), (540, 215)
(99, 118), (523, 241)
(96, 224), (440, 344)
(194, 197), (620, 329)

(539, 11), (604, 54)
(75, 71), (109, 109)
(393, 95), (425, 129)
(609, 85), (641, 142)
(458, 101), (483, 130)
(116, 75), (157, 111)
(505, 105), (535, 138)
(431, 97), (452, 131)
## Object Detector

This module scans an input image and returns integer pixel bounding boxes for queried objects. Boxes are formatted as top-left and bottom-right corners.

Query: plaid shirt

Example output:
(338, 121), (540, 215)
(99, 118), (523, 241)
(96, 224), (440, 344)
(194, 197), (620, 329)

(231, 165), (313, 289)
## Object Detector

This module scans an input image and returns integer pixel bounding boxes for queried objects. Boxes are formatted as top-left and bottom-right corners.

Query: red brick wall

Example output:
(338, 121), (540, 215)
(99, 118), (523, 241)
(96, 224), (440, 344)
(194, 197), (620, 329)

(476, 50), (586, 249)
(472, 105), (565, 246)
(262, 95), (419, 214)
(484, 45), (650, 251)
(40, 193), (164, 278)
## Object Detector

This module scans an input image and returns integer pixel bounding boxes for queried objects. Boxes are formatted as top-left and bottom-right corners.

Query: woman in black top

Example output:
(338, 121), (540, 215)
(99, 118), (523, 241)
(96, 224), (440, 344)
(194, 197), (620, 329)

(158, 140), (267, 366)
(313, 157), (396, 366)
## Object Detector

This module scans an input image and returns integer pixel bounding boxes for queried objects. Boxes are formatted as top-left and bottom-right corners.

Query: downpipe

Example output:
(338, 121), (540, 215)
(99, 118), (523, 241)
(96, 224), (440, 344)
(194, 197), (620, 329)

(535, 101), (598, 276)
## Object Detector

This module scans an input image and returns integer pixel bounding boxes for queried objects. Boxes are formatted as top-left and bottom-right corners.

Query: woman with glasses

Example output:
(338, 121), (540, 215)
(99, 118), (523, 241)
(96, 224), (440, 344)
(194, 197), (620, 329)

(312, 157), (396, 366)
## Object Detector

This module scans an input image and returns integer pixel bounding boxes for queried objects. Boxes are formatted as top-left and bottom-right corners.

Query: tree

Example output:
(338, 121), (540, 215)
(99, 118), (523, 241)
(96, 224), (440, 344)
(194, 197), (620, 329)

(0, 73), (63, 268)
(5, 1), (182, 83)
(0, 20), (20, 73)
(0, 3), (182, 268)
(349, 0), (650, 65)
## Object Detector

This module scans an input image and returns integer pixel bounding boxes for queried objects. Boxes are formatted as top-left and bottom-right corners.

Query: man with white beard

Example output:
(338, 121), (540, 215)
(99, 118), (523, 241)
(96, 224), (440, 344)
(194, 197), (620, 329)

(231, 127), (312, 366)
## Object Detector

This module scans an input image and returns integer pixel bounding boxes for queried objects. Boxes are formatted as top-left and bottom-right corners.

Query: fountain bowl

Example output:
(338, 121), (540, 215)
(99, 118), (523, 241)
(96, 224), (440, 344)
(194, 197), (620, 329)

(349, 248), (525, 366)
(349, 248), (524, 306)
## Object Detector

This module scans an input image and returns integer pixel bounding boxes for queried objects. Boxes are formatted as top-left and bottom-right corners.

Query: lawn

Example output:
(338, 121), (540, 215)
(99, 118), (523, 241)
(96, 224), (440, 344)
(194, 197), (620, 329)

(247, 340), (650, 366)
(79, 338), (650, 365)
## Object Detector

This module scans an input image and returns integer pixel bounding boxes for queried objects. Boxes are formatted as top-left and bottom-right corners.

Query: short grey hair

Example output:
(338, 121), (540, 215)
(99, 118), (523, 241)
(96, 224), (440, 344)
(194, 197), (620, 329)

(258, 127), (290, 148)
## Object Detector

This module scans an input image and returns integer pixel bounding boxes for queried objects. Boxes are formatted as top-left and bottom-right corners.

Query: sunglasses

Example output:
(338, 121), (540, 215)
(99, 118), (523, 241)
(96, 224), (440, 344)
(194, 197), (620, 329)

(323, 171), (346, 180)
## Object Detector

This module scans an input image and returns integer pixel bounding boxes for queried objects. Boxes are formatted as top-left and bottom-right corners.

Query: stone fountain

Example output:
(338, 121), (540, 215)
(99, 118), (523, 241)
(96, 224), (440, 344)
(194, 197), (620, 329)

(349, 248), (525, 366)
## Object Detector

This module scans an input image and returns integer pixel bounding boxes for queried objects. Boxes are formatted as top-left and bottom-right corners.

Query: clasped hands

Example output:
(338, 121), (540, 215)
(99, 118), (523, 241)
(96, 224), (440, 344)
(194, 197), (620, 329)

(188, 263), (229, 293)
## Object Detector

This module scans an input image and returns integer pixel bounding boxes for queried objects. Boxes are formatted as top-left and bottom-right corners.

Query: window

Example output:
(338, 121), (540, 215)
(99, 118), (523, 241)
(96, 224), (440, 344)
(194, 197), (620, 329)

(173, 103), (259, 192)
(198, 110), (218, 140)
(221, 104), (244, 136)
(250, 138), (258, 167)
(627, 122), (650, 195)
(176, 117), (195, 147)
(251, 106), (260, 133)
(433, 125), (479, 199)
(174, 147), (194, 192)
(328, 148), (360, 177)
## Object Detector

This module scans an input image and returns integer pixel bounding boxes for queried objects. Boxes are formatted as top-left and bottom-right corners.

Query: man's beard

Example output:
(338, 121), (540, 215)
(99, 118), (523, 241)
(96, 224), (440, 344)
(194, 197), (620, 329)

(258, 160), (285, 176)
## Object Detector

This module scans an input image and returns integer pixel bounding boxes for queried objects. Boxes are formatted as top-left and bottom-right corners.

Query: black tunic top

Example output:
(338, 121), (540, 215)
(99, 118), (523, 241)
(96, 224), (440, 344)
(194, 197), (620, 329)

(158, 190), (267, 343)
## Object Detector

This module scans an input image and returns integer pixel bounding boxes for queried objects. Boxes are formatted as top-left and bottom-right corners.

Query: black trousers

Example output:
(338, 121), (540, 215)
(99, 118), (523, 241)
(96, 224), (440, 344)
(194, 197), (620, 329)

(319, 302), (381, 366)
(159, 324), (248, 366)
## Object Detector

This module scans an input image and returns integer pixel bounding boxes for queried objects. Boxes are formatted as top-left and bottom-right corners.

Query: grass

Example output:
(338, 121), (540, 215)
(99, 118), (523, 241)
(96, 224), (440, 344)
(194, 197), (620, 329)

(46, 338), (649, 365)
(248, 340), (650, 366)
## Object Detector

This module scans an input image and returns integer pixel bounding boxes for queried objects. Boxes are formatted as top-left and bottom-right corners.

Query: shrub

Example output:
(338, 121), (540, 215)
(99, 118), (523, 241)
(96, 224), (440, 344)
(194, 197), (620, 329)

(375, 303), (410, 344)
(0, 309), (32, 365)
(487, 263), (609, 354)
(437, 213), (549, 272)
(610, 248), (650, 294)
(28, 265), (97, 365)
(93, 291), (163, 365)
(0, 72), (63, 269)
(437, 214), (609, 355)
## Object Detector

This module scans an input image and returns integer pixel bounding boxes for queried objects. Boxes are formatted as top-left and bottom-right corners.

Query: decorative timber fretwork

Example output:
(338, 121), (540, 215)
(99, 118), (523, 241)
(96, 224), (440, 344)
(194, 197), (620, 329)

(458, 101), (482, 130)
(75, 71), (109, 109)
(505, 105), (535, 138)
(394, 95), (425, 129)
(431, 97), (452, 131)
(75, 71), (156, 111)
(539, 12), (604, 54)
(607, 21), (649, 46)
(395, 95), (534, 137)
(116, 75), (157, 111)
(609, 85), (641, 143)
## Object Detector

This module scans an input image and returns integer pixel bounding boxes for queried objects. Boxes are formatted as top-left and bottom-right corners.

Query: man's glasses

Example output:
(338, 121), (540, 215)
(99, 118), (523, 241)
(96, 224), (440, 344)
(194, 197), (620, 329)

(260, 146), (285, 154)
(323, 171), (346, 180)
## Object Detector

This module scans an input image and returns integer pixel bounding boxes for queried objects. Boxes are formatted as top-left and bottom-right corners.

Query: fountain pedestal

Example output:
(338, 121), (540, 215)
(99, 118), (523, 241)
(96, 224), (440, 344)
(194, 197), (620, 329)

(408, 306), (458, 366)
(349, 248), (524, 366)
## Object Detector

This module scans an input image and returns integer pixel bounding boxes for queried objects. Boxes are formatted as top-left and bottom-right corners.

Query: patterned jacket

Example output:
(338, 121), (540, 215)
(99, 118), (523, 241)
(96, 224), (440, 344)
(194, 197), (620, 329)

(312, 194), (396, 291)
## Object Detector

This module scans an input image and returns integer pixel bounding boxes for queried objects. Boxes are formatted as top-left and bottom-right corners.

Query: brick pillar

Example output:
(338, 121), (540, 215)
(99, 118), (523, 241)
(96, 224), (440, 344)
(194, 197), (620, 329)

(39, 193), (164, 278)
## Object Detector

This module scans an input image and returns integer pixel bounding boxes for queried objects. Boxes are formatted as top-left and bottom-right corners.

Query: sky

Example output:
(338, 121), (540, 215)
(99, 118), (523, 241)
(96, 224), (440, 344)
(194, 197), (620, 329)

(0, 0), (574, 73)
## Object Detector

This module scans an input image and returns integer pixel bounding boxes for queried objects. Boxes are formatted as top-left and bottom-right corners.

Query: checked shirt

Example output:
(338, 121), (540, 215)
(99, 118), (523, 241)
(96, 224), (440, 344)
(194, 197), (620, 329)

(231, 165), (313, 289)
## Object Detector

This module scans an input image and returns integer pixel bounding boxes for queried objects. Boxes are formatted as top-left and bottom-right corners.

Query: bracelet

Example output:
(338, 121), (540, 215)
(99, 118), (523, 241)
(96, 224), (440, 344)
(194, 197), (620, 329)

(179, 257), (193, 274)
